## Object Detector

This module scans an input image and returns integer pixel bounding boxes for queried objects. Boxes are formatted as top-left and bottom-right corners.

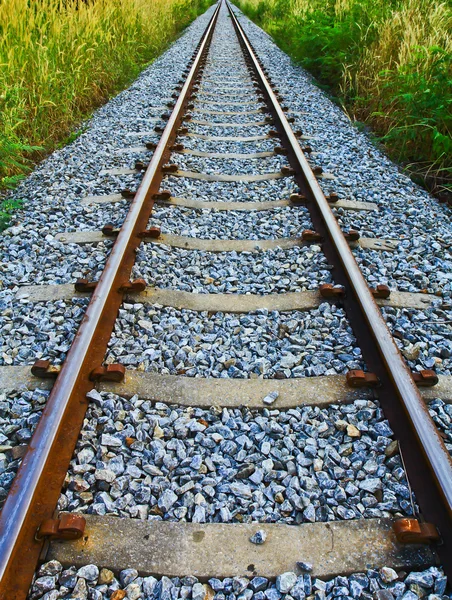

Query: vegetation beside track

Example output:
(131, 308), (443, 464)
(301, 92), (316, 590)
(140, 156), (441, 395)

(0, 0), (212, 223)
(235, 0), (452, 198)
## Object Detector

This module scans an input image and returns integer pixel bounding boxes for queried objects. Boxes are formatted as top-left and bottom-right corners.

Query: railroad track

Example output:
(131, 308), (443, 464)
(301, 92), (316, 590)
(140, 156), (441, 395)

(0, 1), (451, 598)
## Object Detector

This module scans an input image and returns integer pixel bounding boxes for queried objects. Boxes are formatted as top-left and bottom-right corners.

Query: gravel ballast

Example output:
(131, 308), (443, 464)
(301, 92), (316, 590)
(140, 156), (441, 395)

(132, 245), (331, 295)
(0, 298), (90, 366)
(174, 153), (289, 176)
(28, 562), (451, 600)
(63, 393), (410, 523)
(147, 205), (313, 239)
(165, 176), (296, 204)
(105, 305), (363, 377)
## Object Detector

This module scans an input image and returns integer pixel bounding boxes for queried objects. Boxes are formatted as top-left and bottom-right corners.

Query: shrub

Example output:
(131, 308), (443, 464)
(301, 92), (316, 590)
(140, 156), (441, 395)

(236, 0), (452, 191)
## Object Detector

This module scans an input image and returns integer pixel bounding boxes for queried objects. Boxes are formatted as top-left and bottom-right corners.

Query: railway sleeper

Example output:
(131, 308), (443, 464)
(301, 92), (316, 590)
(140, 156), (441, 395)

(15, 281), (439, 312)
(41, 517), (439, 581)
(54, 229), (398, 253)
(1, 365), (449, 408)
(81, 191), (377, 212)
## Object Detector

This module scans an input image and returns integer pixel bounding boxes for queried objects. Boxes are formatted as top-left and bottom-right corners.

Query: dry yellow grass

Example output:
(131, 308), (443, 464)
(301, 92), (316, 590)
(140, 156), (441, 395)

(0, 0), (211, 185)
(345, 0), (452, 97)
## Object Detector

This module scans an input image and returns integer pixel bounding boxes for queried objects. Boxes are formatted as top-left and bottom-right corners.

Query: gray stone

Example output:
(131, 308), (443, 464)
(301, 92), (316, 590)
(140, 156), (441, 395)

(276, 572), (297, 594)
(250, 578), (269, 592)
(34, 576), (57, 594)
(120, 568), (139, 587)
(404, 571), (434, 589)
(76, 564), (99, 582)
(400, 592), (418, 600)
(86, 389), (103, 404)
(156, 575), (174, 600)
(143, 576), (159, 596)
(192, 582), (207, 600)
(233, 577), (250, 594)
(359, 478), (382, 493)
(380, 567), (398, 583)
(265, 588), (282, 600)
(71, 577), (88, 599)
(209, 579), (224, 591)
(434, 575), (447, 595)
(263, 391), (279, 405)
(290, 583), (306, 600)
(296, 562), (313, 573)
(100, 434), (122, 447)
(375, 591), (394, 600)
(303, 505), (316, 522)
(237, 464), (256, 479)
(94, 469), (116, 483)
(250, 530), (267, 545)
(349, 580), (364, 598)
(125, 583), (142, 600)
(158, 489), (178, 513)
(230, 482), (252, 497)
(38, 561), (63, 577)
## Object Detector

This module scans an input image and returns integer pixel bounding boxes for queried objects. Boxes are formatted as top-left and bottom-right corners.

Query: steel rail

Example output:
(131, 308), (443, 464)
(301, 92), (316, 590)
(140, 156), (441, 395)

(0, 3), (221, 598)
(226, 0), (452, 575)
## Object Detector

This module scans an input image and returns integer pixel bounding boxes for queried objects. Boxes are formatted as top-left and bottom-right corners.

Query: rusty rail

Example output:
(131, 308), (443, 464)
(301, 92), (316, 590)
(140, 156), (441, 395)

(0, 3), (221, 598)
(226, 0), (452, 575)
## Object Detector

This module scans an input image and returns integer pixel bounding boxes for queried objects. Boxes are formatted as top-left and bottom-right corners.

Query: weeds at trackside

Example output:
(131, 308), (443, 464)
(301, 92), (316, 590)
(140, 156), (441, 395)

(0, 0), (213, 204)
(236, 0), (452, 199)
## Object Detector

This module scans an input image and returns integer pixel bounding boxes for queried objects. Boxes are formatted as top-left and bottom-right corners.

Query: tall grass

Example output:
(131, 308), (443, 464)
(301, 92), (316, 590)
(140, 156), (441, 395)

(236, 0), (452, 196)
(0, 0), (212, 189)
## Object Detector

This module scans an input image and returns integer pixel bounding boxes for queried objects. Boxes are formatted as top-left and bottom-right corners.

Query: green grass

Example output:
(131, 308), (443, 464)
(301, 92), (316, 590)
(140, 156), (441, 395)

(0, 134), (36, 230)
(0, 198), (23, 231)
(0, 0), (212, 203)
(58, 127), (89, 149)
(236, 0), (452, 196)
(0, 134), (42, 187)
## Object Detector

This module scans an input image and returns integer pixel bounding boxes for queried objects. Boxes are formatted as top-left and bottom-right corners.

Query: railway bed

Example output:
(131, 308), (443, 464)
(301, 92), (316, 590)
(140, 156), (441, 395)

(0, 1), (452, 599)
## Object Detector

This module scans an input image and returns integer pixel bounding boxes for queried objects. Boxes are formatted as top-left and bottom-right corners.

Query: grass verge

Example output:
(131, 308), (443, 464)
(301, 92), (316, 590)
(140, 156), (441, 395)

(235, 0), (452, 200)
(0, 0), (212, 228)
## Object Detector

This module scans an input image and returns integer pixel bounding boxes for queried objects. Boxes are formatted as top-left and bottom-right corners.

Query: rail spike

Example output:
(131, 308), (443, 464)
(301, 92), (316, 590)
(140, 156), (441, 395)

(31, 359), (61, 379)
(36, 514), (86, 541)
(119, 278), (147, 293)
(90, 364), (126, 383)
(74, 278), (98, 292)
(393, 518), (440, 545)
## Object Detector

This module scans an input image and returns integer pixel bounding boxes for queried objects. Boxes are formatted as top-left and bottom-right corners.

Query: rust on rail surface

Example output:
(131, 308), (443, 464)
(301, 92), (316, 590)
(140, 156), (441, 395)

(0, 3), (222, 598)
(226, 0), (452, 576)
